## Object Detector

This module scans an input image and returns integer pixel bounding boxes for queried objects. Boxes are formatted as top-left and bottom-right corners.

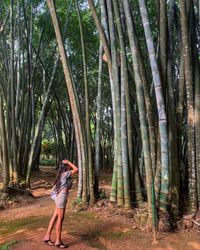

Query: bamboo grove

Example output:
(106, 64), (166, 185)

(0, 0), (200, 229)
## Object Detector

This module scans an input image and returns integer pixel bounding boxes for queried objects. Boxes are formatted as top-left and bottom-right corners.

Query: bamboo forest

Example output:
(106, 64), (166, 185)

(1, 0), (200, 249)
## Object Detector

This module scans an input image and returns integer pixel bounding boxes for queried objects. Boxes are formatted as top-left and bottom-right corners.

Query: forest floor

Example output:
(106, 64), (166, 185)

(0, 167), (200, 250)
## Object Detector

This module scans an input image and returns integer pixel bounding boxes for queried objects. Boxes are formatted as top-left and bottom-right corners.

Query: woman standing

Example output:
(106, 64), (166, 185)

(43, 159), (78, 248)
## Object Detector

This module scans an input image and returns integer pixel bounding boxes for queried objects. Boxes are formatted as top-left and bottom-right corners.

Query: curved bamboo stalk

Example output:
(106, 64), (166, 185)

(26, 55), (60, 184)
(47, 0), (88, 204)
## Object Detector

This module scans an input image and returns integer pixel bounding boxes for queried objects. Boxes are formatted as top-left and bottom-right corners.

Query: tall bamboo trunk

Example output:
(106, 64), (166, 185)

(113, 0), (131, 208)
(167, 0), (181, 218)
(139, 0), (169, 211)
(190, 0), (200, 209)
(26, 55), (60, 184)
(75, 0), (94, 205)
(87, 0), (124, 205)
(123, 0), (153, 226)
(180, 0), (197, 213)
(47, 0), (88, 204)
(94, 42), (103, 196)
(159, 0), (167, 96)
(0, 94), (9, 189)
(106, 0), (123, 206)
(10, 0), (18, 184)
(93, 0), (111, 198)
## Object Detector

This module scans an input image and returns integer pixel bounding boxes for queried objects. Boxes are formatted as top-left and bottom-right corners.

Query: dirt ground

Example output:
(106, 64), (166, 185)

(0, 166), (200, 250)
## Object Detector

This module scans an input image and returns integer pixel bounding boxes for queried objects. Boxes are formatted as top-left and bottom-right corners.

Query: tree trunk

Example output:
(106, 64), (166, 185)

(123, 0), (153, 226)
(180, 0), (197, 213)
(75, 0), (95, 205)
(47, 0), (88, 204)
(0, 94), (9, 189)
(139, 0), (169, 211)
(113, 0), (131, 208)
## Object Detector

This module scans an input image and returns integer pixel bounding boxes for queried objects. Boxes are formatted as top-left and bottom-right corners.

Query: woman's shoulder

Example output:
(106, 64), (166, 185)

(62, 170), (71, 178)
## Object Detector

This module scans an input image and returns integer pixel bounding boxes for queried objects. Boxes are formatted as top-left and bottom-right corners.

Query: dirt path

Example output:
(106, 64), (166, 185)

(1, 167), (200, 250)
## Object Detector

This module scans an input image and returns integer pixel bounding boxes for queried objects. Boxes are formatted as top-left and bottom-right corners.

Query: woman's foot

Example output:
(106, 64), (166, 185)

(55, 241), (68, 248)
(43, 238), (54, 246)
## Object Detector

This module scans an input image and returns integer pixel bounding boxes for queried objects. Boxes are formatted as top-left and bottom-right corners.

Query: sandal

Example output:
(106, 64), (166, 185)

(55, 242), (68, 248)
(43, 239), (55, 246)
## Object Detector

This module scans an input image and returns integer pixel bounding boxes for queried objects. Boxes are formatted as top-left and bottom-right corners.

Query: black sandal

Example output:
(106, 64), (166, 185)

(43, 239), (55, 246)
(55, 242), (68, 248)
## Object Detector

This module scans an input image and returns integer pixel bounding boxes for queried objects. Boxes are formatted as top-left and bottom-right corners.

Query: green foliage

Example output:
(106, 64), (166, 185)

(40, 140), (57, 160)
(0, 240), (18, 250)
(98, 188), (107, 199)
(72, 197), (82, 206)
(39, 159), (56, 166)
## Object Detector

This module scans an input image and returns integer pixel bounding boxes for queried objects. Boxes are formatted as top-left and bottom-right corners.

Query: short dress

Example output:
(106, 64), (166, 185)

(55, 171), (71, 208)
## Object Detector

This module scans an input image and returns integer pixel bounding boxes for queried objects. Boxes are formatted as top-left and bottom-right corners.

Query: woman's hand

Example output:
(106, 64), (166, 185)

(62, 159), (78, 175)
(62, 159), (69, 165)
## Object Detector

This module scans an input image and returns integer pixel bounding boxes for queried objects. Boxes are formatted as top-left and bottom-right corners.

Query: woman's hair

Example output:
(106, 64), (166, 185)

(53, 162), (67, 190)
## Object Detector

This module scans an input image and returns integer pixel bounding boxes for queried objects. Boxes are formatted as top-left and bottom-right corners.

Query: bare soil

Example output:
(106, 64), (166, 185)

(0, 166), (200, 250)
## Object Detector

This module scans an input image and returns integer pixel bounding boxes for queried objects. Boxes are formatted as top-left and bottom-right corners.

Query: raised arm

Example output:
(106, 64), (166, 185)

(62, 159), (78, 175)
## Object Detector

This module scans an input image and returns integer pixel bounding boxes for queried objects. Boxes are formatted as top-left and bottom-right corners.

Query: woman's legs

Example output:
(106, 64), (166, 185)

(43, 208), (58, 241)
(55, 207), (66, 244)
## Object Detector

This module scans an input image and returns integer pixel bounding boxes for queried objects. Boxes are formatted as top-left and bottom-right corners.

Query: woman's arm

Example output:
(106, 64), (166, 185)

(62, 159), (78, 175)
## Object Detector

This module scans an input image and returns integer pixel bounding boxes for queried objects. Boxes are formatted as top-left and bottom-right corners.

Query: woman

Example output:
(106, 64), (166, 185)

(43, 159), (78, 248)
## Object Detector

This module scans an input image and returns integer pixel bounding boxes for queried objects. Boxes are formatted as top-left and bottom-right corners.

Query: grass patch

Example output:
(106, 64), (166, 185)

(68, 230), (108, 250)
(0, 240), (18, 250)
(103, 229), (133, 239)
(82, 234), (108, 250)
(0, 216), (49, 237)
(64, 211), (102, 230)
(66, 211), (99, 222)
(39, 159), (56, 166)
(75, 211), (97, 219)
(66, 211), (107, 249)
(105, 231), (124, 238)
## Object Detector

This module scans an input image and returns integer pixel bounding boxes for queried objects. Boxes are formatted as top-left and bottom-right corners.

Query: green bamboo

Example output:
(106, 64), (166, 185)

(10, 0), (18, 184)
(0, 94), (9, 189)
(47, 0), (88, 204)
(123, 0), (153, 225)
(94, 42), (103, 195)
(113, 0), (131, 208)
(139, 0), (169, 211)
(75, 0), (95, 205)
(26, 55), (60, 184)
(107, 0), (123, 206)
